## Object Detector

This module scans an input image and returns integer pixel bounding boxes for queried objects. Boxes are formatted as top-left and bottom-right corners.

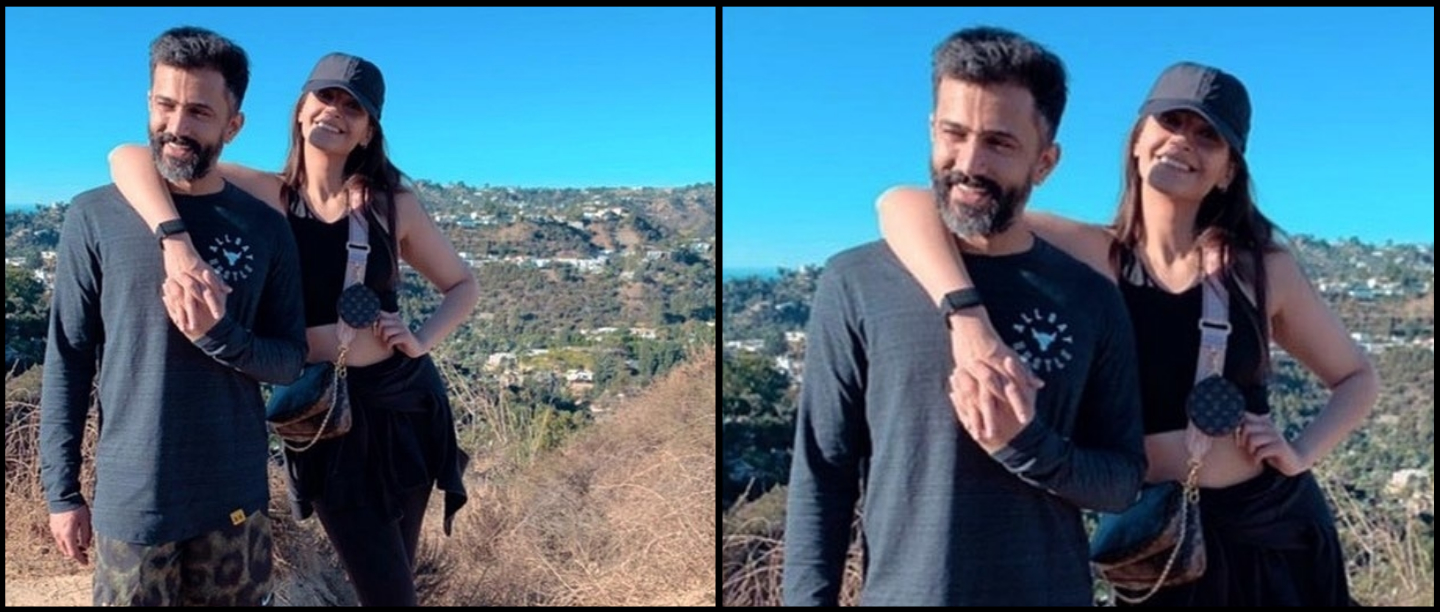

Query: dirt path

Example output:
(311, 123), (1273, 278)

(4, 573), (91, 607)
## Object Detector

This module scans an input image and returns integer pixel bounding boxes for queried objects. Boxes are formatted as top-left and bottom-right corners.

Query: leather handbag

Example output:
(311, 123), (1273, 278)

(1091, 465), (1206, 602)
(267, 361), (351, 450)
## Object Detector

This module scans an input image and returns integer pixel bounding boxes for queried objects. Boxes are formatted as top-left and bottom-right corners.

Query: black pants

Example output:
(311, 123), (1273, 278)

(313, 485), (432, 607)
(284, 353), (467, 605)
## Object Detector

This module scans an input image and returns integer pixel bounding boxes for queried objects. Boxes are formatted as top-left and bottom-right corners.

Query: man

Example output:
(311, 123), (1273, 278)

(40, 26), (306, 606)
(782, 27), (1146, 606)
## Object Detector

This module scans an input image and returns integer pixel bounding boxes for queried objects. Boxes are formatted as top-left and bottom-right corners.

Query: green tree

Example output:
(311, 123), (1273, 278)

(593, 351), (623, 389)
(636, 340), (657, 382)
(5, 265), (48, 369)
(722, 352), (795, 508)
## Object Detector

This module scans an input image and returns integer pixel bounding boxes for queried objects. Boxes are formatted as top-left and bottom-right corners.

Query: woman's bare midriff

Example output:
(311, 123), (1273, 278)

(305, 323), (396, 367)
(1144, 429), (1265, 488)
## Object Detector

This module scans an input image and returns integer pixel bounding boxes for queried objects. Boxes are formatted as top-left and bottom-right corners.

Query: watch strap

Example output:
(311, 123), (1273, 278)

(155, 219), (188, 249)
(940, 288), (983, 314)
(940, 288), (983, 329)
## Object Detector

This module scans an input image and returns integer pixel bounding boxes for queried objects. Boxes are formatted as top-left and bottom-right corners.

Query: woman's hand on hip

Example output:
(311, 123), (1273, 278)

(373, 311), (428, 357)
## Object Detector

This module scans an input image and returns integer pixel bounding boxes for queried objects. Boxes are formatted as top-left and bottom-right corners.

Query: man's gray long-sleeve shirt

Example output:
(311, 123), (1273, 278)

(782, 238), (1146, 606)
(40, 183), (306, 545)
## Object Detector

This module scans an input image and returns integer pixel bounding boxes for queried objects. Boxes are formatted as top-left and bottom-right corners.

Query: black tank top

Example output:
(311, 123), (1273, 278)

(1118, 248), (1270, 434)
(286, 188), (400, 327)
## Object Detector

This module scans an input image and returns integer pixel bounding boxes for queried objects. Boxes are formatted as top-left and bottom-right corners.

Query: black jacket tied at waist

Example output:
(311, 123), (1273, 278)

(284, 352), (468, 535)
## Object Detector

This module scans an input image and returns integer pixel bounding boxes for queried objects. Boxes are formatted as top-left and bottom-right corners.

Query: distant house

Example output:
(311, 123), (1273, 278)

(723, 340), (764, 353)
(558, 257), (607, 273)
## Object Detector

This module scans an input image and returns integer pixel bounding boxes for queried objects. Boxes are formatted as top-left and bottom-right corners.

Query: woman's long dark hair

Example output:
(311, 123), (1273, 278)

(1108, 117), (1284, 384)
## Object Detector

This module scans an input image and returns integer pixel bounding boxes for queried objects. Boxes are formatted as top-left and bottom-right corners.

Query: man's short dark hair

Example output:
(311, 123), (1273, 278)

(149, 26), (250, 113)
(932, 26), (1067, 143)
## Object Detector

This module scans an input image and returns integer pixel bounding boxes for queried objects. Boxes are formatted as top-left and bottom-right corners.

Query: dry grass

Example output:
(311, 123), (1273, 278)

(4, 366), (97, 582)
(423, 350), (716, 606)
(435, 357), (582, 482)
(722, 470), (1434, 607)
(1325, 473), (1434, 607)
(6, 350), (714, 607)
(722, 485), (864, 607)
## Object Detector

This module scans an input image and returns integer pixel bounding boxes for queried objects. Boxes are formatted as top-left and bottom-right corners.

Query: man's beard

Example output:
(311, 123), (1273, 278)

(150, 131), (220, 183)
(932, 169), (1030, 239)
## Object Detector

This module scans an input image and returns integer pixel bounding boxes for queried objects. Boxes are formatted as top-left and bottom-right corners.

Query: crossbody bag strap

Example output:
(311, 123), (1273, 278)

(1183, 246), (1231, 484)
(1196, 247), (1231, 386)
(334, 190), (371, 371)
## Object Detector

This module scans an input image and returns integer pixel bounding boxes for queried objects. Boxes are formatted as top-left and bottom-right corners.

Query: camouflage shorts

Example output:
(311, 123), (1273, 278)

(93, 510), (273, 606)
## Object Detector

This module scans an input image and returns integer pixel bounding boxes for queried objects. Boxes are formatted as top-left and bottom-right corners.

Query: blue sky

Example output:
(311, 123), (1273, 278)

(724, 7), (1435, 269)
(5, 7), (715, 208)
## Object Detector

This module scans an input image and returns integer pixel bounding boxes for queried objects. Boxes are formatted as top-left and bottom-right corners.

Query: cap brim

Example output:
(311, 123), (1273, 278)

(302, 80), (381, 120)
(1140, 99), (1244, 155)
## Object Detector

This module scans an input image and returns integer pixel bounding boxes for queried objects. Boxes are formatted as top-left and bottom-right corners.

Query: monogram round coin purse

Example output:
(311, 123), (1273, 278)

(337, 283), (382, 328)
(1186, 374), (1246, 436)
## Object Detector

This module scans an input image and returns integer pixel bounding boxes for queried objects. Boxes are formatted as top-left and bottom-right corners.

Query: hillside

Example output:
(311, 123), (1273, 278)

(4, 350), (716, 606)
(6, 182), (716, 426)
(423, 349), (716, 606)
(4, 177), (715, 605)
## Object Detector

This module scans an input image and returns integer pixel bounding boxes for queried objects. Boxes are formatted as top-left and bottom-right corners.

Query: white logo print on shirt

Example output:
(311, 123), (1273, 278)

(1009, 308), (1075, 373)
(206, 234), (255, 283)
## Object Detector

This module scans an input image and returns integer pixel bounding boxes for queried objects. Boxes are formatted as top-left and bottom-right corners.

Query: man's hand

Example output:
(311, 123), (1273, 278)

(951, 356), (1038, 453)
(49, 506), (93, 566)
(947, 308), (1042, 405)
(161, 234), (230, 330)
(162, 277), (224, 341)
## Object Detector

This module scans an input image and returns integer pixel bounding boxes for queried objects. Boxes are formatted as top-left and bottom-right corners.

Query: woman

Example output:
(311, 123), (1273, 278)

(111, 52), (478, 607)
(876, 62), (1375, 606)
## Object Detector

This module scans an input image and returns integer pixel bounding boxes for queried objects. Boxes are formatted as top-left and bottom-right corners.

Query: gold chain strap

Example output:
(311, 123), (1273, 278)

(1110, 459), (1203, 605)
(281, 348), (349, 453)
(335, 345), (349, 380)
